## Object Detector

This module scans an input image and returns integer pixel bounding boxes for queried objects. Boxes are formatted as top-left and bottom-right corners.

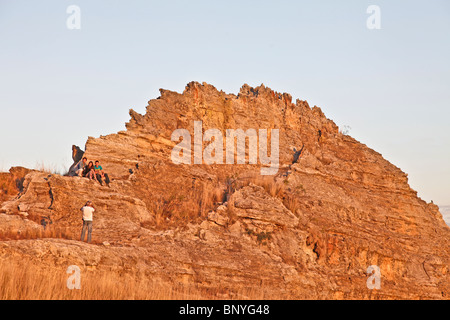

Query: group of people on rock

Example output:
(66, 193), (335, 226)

(73, 157), (111, 187)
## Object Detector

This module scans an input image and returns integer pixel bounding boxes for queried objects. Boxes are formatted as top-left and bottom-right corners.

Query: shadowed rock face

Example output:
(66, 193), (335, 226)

(67, 145), (85, 176)
(0, 82), (449, 299)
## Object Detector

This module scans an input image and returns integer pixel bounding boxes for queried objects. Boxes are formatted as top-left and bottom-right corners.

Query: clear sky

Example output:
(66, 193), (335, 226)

(0, 0), (449, 205)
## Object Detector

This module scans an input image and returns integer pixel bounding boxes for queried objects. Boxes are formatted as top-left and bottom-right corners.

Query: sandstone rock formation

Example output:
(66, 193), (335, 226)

(67, 145), (85, 177)
(0, 82), (449, 299)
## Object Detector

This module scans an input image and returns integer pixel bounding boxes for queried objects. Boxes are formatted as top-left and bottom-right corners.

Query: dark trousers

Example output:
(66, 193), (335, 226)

(80, 220), (93, 243)
(96, 173), (110, 186)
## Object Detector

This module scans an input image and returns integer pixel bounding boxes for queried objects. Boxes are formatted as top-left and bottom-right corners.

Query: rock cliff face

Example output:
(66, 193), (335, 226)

(0, 82), (449, 299)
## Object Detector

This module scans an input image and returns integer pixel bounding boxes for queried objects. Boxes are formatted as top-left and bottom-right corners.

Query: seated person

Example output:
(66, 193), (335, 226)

(94, 160), (110, 186)
(74, 157), (87, 177)
(83, 161), (98, 181)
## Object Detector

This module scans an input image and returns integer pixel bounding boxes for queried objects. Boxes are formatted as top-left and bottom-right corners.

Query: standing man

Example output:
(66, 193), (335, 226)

(80, 201), (95, 243)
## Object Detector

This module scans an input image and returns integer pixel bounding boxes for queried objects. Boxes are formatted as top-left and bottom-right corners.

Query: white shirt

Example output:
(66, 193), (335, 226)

(81, 206), (95, 221)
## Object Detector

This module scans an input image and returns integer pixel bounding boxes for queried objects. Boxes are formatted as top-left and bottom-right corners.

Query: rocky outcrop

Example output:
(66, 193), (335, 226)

(67, 145), (85, 177)
(0, 82), (449, 299)
(0, 167), (32, 202)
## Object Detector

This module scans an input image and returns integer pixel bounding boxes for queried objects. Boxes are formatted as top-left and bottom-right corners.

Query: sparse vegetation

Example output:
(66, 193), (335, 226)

(0, 225), (75, 242)
(295, 184), (306, 193)
(191, 183), (225, 218)
(283, 195), (301, 216)
(141, 184), (226, 230)
(0, 259), (281, 300)
(256, 231), (272, 245)
(225, 200), (237, 226)
(339, 125), (351, 135)
(240, 174), (286, 198)
(245, 228), (273, 246)
(34, 161), (68, 176)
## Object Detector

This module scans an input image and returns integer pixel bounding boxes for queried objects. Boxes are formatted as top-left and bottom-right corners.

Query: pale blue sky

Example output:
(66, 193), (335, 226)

(0, 0), (449, 205)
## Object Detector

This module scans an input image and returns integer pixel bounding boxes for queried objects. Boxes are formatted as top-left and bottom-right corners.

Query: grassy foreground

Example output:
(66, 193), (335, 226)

(0, 259), (272, 300)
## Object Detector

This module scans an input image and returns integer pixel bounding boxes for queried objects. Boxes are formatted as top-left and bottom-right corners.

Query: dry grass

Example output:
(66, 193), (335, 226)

(190, 183), (225, 218)
(142, 173), (302, 230)
(34, 161), (67, 176)
(238, 174), (286, 198)
(0, 259), (194, 300)
(283, 194), (302, 217)
(237, 174), (304, 217)
(142, 183), (226, 229)
(0, 225), (74, 242)
(0, 259), (275, 300)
